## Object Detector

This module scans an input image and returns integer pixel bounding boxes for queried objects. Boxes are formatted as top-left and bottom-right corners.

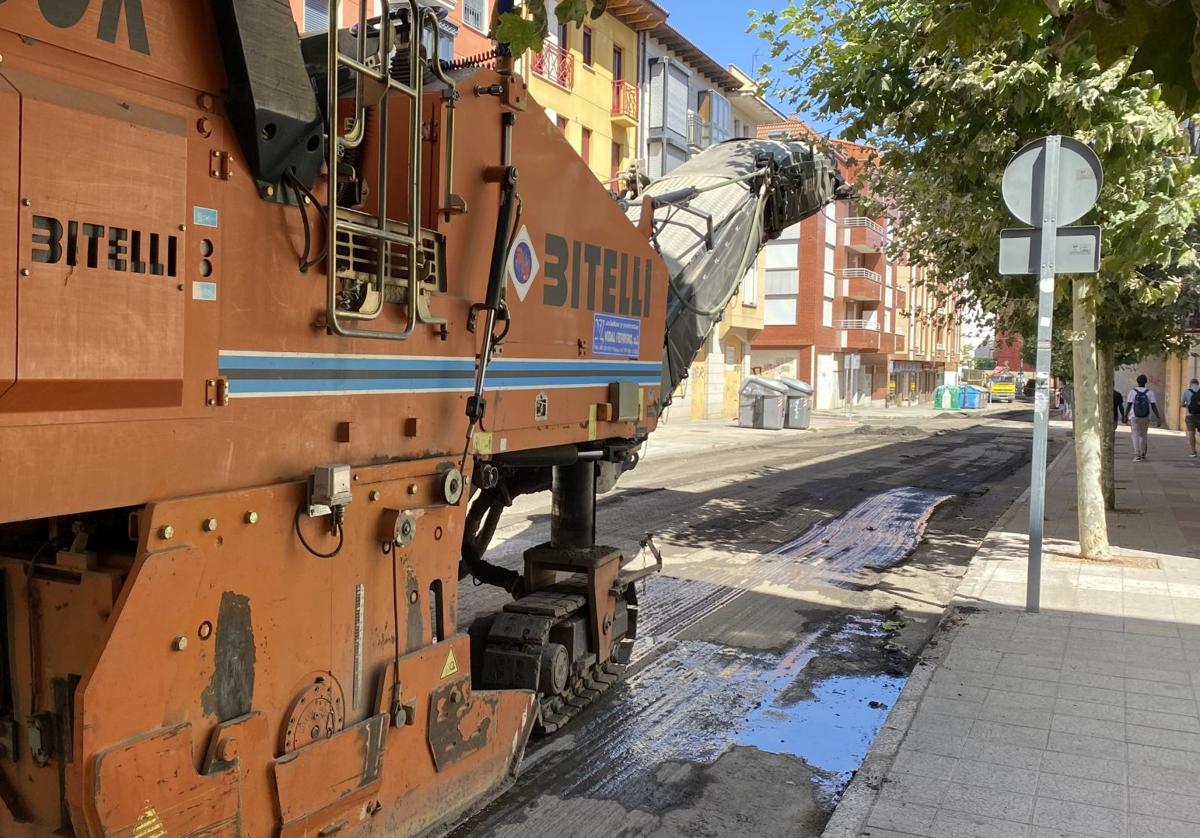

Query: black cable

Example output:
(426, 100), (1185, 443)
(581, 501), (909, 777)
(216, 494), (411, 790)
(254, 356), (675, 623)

(294, 503), (344, 559)
(285, 170), (330, 273)
(286, 174), (314, 273)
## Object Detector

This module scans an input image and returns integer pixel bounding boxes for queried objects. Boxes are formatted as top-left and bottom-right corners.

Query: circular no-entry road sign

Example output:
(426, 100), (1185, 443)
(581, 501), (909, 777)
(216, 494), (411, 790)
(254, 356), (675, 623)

(1002, 136), (1103, 227)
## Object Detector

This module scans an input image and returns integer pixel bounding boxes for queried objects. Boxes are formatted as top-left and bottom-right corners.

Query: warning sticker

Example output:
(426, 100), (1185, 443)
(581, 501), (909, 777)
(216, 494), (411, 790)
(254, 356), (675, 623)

(506, 225), (540, 303)
(440, 649), (459, 679)
(535, 392), (549, 422)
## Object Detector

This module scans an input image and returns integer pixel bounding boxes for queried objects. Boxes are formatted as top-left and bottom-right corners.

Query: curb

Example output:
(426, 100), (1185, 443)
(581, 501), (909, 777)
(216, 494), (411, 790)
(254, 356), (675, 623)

(819, 438), (1073, 838)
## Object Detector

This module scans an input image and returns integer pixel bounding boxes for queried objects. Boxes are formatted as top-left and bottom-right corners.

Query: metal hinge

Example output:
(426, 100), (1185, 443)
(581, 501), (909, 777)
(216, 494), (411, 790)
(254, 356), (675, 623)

(209, 150), (232, 181)
(205, 378), (229, 407)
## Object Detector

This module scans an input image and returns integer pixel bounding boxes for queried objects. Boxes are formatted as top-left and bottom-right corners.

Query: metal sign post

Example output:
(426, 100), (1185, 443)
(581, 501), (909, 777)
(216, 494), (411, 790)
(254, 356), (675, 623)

(999, 136), (1103, 613)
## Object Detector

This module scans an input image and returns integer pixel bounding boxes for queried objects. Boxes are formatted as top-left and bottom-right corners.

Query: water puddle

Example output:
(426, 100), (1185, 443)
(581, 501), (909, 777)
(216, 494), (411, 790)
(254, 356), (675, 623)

(738, 673), (903, 796)
(735, 615), (907, 799)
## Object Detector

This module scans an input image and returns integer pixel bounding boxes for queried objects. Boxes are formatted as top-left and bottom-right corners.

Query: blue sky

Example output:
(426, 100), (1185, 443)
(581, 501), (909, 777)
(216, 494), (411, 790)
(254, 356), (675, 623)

(660, 1), (839, 135)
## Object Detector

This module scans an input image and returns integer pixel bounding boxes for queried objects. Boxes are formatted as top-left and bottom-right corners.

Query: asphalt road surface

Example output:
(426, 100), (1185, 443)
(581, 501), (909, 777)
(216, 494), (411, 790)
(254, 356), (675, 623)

(454, 408), (1054, 838)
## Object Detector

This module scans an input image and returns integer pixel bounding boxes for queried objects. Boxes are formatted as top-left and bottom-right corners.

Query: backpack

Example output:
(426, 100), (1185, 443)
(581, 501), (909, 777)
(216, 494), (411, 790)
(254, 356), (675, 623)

(1133, 389), (1151, 419)
(1189, 389), (1200, 416)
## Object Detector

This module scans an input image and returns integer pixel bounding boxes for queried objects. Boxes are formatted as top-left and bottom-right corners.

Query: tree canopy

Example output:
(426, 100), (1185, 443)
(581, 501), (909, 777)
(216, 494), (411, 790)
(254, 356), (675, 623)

(751, 0), (1200, 360)
(495, 1), (609, 56)
(925, 0), (1200, 114)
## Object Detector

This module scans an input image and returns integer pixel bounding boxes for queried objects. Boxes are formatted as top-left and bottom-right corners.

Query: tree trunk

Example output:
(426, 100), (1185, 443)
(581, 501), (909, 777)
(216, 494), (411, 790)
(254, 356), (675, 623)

(1072, 278), (1110, 559)
(1097, 341), (1116, 511)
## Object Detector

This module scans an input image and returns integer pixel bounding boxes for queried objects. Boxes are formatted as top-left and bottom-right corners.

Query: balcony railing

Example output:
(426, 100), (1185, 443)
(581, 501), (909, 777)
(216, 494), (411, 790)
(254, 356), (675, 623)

(839, 319), (881, 351)
(837, 319), (881, 331)
(611, 79), (638, 125)
(531, 41), (574, 89)
(843, 217), (886, 253)
(686, 111), (729, 150)
(841, 268), (883, 303)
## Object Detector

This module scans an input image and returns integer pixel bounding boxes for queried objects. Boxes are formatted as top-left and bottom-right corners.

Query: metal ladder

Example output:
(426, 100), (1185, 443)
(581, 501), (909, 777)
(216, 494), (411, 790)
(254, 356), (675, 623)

(323, 0), (455, 340)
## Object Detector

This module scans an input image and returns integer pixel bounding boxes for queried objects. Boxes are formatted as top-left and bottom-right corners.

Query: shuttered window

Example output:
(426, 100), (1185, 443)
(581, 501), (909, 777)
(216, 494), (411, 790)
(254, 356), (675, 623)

(304, 0), (329, 31)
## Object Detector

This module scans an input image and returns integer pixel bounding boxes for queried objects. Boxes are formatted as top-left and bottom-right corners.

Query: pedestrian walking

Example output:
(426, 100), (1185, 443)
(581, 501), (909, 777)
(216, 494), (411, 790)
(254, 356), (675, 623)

(1113, 388), (1126, 425)
(1125, 374), (1163, 461)
(1181, 378), (1200, 458)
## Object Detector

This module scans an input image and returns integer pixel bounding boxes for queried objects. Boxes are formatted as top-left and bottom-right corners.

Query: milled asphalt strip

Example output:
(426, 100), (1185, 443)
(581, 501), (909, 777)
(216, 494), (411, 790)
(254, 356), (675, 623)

(819, 439), (1072, 838)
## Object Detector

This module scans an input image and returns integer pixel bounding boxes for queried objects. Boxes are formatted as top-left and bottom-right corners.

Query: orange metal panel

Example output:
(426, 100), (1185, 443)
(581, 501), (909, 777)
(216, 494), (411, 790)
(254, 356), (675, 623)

(0, 73), (15, 401)
(10, 81), (188, 413)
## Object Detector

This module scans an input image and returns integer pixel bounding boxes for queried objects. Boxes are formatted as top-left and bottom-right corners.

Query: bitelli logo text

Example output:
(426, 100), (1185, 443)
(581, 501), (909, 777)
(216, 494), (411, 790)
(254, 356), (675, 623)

(0, 0), (151, 55)
(31, 215), (180, 279)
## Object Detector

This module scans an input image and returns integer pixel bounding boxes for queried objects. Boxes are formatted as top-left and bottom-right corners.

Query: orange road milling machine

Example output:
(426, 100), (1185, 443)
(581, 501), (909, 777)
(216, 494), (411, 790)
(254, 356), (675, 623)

(0, 2), (841, 835)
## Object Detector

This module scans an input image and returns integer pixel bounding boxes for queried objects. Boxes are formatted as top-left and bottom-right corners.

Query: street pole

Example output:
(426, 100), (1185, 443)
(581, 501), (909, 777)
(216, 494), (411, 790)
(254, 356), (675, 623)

(1026, 135), (1061, 614)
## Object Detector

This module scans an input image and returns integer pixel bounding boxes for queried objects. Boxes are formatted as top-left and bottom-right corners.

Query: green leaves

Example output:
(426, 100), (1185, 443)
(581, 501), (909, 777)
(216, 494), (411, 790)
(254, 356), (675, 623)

(495, 1), (608, 56)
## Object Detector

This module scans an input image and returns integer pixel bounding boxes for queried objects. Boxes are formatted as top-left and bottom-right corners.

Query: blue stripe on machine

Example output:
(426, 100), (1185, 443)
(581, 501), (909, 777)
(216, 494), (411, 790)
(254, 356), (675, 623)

(218, 352), (661, 397)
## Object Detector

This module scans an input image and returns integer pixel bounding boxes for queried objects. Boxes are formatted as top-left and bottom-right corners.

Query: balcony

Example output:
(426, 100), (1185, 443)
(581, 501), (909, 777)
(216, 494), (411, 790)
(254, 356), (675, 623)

(838, 319), (881, 351)
(686, 111), (729, 150)
(843, 217), (885, 253)
(531, 42), (574, 89)
(841, 268), (882, 302)
(611, 79), (639, 127)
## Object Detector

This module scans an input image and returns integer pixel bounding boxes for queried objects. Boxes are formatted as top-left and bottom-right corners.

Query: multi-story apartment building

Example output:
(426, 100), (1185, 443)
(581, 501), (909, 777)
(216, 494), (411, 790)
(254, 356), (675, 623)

(523, 1), (667, 186)
(749, 119), (960, 409)
(637, 23), (741, 180)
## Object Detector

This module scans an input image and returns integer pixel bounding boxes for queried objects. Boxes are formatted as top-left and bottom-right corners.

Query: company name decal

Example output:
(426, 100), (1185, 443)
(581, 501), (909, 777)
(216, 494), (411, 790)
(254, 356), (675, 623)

(31, 215), (179, 278)
(542, 234), (653, 318)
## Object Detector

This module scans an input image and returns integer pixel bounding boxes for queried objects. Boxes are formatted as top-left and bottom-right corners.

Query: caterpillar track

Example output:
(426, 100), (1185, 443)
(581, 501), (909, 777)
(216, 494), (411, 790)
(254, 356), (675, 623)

(473, 579), (640, 734)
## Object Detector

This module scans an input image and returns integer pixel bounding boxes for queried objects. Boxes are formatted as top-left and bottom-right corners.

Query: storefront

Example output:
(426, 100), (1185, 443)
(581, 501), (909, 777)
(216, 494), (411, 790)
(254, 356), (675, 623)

(890, 360), (942, 405)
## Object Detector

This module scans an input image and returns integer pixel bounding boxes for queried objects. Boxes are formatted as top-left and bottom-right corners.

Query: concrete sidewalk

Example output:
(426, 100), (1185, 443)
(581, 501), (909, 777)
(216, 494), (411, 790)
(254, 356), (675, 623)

(824, 425), (1200, 838)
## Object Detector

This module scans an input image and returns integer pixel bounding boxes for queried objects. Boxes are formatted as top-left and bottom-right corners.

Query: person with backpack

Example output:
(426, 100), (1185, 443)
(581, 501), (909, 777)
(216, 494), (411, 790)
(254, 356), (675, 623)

(1125, 374), (1163, 461)
(1181, 378), (1200, 458)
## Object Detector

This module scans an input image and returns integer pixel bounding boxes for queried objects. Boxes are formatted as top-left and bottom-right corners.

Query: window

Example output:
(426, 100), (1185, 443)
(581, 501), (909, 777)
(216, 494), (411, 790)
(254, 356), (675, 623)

(822, 299), (834, 327)
(462, 0), (487, 32)
(763, 236), (798, 325)
(303, 0), (329, 31)
(557, 22), (568, 47)
(612, 46), (624, 81)
(580, 127), (592, 167)
(697, 90), (731, 144)
(648, 58), (690, 137)
(556, 115), (568, 135)
(741, 266), (757, 306)
(582, 27), (593, 66)
(611, 141), (622, 184)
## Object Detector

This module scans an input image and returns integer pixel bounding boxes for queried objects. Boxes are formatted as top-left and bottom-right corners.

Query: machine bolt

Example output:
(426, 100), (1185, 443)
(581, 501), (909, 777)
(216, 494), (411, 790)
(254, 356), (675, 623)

(172, 635), (188, 652)
(20, 269), (30, 277)
(245, 511), (259, 524)
(265, 185), (275, 198)
(408, 590), (418, 604)
(21, 198), (31, 207)
(407, 484), (418, 496)
(369, 491), (381, 502)
(203, 518), (218, 532)
(196, 117), (213, 138)
(179, 224), (187, 232)
(216, 738), (238, 762)
(159, 525), (175, 540)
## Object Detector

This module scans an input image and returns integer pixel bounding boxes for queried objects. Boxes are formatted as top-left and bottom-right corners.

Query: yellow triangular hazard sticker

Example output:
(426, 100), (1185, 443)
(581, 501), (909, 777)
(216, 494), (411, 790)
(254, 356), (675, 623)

(441, 649), (459, 679)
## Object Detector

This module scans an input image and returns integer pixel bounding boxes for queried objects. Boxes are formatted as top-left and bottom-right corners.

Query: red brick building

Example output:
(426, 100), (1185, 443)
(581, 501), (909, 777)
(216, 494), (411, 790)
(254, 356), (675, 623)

(993, 331), (1025, 375)
(749, 120), (961, 408)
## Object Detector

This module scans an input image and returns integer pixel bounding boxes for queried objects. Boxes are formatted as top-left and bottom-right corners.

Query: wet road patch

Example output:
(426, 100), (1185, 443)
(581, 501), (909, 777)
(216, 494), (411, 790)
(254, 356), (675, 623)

(769, 486), (952, 587)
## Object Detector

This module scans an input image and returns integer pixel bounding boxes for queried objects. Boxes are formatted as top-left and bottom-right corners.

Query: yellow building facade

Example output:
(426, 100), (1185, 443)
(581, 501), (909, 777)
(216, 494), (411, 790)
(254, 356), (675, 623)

(522, 2), (666, 187)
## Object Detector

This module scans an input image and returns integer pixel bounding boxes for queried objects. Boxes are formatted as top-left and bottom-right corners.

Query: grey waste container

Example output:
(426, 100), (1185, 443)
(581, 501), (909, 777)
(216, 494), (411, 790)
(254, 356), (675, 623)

(778, 377), (815, 429)
(739, 376), (789, 430)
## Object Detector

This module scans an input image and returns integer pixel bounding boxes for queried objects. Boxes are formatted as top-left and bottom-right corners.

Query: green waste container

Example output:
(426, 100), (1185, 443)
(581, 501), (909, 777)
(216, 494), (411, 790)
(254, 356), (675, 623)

(934, 385), (962, 410)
